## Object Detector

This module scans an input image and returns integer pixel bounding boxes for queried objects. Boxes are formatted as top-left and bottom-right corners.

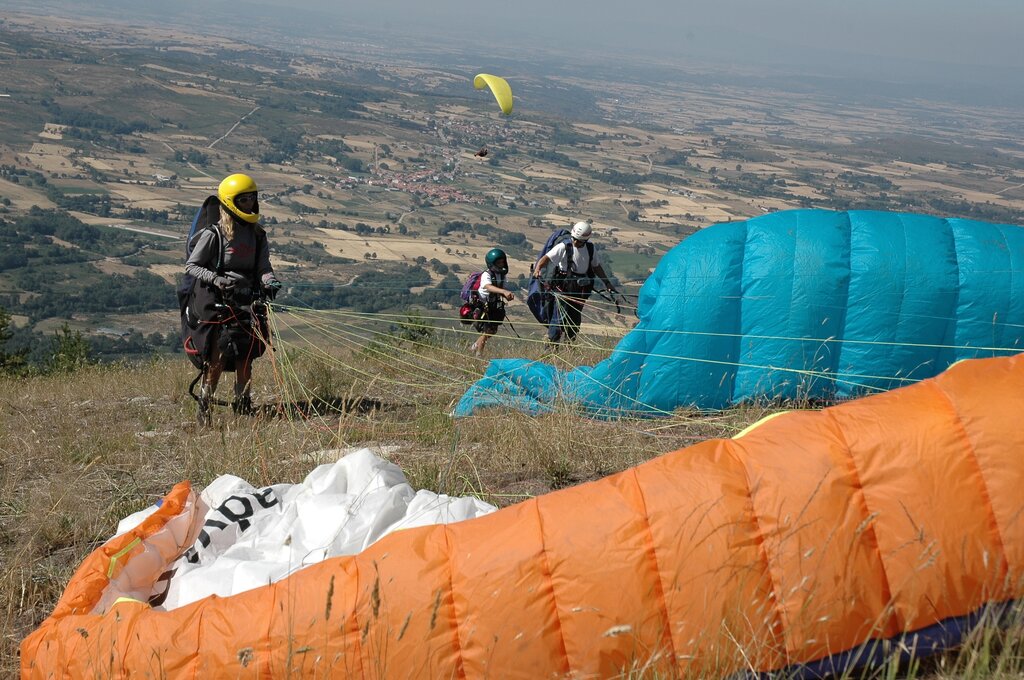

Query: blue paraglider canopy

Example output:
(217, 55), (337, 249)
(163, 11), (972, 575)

(456, 209), (1024, 418)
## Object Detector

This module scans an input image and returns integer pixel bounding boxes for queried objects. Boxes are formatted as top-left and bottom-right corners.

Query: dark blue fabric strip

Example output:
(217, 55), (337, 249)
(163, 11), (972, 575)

(752, 599), (1018, 680)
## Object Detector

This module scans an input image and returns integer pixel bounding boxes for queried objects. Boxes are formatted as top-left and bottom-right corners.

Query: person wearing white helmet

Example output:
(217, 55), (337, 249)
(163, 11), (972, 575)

(532, 221), (616, 343)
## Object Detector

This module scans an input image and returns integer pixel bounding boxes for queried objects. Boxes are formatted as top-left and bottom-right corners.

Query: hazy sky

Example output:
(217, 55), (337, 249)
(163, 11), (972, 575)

(18, 0), (1024, 99)
(268, 0), (1023, 71)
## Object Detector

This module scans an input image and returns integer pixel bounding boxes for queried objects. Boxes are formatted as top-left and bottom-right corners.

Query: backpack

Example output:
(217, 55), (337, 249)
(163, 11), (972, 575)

(526, 229), (595, 326)
(459, 268), (512, 326)
(460, 271), (484, 303)
(176, 196), (223, 315)
(185, 195), (222, 260)
(177, 197), (221, 369)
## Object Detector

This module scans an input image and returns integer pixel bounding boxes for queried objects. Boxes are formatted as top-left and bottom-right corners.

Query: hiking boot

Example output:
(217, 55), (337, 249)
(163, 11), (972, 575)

(196, 396), (212, 427)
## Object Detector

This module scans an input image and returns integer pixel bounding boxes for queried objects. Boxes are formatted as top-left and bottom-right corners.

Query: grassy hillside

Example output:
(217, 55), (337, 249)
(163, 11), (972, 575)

(4, 350), (1024, 677)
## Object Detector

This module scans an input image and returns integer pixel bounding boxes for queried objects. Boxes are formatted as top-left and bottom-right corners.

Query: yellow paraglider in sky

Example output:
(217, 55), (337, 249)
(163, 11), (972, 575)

(473, 73), (513, 115)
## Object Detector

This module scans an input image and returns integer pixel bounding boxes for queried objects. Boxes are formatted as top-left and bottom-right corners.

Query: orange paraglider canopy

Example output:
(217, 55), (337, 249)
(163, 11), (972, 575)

(21, 354), (1024, 678)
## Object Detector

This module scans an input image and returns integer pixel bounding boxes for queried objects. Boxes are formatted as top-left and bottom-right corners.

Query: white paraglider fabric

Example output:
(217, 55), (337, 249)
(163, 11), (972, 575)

(104, 448), (495, 612)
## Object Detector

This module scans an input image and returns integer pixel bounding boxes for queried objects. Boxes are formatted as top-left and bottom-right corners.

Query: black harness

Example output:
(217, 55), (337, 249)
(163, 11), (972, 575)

(552, 239), (595, 296)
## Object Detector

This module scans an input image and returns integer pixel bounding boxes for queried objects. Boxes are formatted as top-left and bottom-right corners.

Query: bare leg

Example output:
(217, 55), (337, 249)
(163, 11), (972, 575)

(472, 334), (489, 356)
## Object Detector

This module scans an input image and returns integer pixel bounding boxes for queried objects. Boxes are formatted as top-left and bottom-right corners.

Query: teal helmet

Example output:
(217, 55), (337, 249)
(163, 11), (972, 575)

(485, 247), (508, 274)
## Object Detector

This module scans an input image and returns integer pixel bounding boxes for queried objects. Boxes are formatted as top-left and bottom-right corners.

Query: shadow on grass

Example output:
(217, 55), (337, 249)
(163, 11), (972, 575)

(263, 395), (386, 419)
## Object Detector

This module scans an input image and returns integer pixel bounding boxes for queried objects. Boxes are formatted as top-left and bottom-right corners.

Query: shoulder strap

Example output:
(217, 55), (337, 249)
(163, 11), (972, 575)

(255, 225), (267, 274)
(210, 225), (224, 274)
(561, 238), (594, 275)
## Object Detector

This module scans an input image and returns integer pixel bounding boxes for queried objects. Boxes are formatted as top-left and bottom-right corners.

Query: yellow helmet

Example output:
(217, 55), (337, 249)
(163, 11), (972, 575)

(217, 173), (260, 224)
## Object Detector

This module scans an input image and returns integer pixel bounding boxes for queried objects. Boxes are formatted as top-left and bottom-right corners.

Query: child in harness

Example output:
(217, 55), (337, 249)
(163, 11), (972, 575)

(470, 248), (515, 356)
(180, 173), (282, 425)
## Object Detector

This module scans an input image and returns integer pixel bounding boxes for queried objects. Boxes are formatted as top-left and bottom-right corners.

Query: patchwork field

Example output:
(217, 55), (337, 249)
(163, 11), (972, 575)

(0, 8), (1021, 345)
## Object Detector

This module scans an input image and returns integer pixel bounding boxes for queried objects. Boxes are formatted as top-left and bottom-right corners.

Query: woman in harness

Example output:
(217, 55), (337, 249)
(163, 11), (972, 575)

(184, 173), (282, 424)
(470, 248), (515, 356)
(532, 221), (616, 343)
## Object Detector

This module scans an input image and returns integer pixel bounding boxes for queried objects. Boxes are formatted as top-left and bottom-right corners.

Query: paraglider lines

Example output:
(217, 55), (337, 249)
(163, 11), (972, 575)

(275, 311), (474, 391)
(261, 294), (1023, 423)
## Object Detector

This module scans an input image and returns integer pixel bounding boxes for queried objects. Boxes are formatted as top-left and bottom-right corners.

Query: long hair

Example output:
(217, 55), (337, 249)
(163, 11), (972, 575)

(218, 206), (236, 241)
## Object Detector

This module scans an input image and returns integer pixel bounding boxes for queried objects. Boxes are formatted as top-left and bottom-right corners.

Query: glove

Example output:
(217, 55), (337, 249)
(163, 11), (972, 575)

(263, 277), (282, 300)
(213, 275), (235, 291)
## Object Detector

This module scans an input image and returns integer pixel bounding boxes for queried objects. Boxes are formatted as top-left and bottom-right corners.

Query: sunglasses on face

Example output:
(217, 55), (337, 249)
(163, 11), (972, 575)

(235, 192), (258, 207)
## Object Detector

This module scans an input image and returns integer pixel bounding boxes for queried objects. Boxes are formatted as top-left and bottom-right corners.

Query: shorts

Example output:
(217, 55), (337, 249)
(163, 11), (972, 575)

(473, 303), (506, 335)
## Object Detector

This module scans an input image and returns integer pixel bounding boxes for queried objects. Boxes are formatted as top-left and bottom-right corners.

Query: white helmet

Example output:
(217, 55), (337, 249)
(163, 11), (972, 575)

(570, 221), (593, 241)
